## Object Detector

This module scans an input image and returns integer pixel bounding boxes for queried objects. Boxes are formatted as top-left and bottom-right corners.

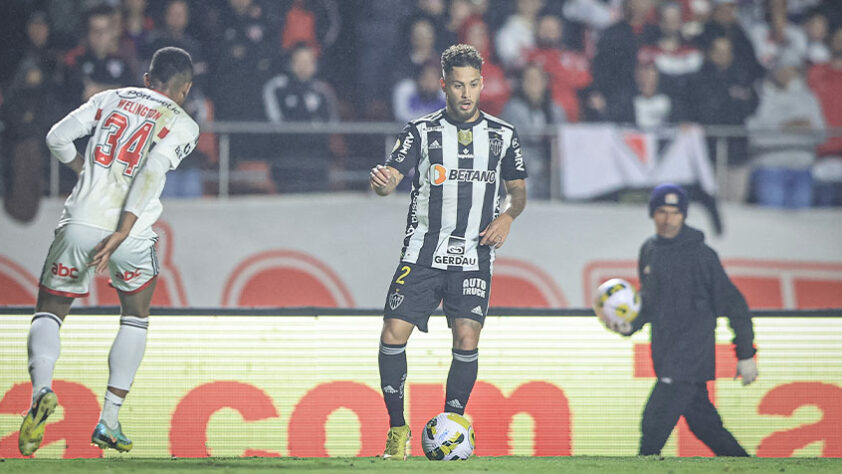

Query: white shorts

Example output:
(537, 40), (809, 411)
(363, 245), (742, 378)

(39, 224), (159, 297)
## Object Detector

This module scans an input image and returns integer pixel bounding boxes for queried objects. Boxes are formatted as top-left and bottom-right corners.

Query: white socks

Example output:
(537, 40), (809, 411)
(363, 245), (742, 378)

(100, 315), (148, 427)
(28, 312), (149, 428)
(107, 316), (148, 391)
(28, 313), (62, 407)
(100, 390), (124, 430)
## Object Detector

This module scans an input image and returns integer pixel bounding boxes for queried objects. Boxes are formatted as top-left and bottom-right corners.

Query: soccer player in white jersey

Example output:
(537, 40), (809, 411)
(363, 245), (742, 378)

(370, 44), (528, 460)
(18, 47), (199, 456)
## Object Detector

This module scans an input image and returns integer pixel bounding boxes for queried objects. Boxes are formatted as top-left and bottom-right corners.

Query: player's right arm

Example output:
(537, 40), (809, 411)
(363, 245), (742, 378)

(46, 91), (106, 169)
(370, 165), (404, 196)
(371, 122), (420, 196)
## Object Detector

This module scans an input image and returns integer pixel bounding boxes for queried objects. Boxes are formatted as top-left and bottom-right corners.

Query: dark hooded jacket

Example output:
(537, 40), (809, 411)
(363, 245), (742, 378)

(630, 224), (756, 382)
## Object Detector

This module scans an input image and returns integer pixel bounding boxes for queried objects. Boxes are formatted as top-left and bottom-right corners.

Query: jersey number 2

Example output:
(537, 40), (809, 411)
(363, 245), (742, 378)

(396, 266), (411, 285)
(94, 111), (154, 176)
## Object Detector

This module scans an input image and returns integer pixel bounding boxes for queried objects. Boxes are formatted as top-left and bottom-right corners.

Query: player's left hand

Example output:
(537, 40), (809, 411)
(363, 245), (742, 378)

(479, 213), (513, 248)
(734, 358), (758, 386)
(88, 232), (129, 274)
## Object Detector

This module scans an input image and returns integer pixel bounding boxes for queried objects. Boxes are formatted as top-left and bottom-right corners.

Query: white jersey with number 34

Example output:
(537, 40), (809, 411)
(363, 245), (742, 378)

(49, 87), (199, 238)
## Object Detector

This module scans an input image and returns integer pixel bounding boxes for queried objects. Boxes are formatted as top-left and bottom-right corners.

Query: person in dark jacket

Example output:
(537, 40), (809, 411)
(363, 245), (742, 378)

(596, 183), (758, 457)
(584, 0), (659, 121)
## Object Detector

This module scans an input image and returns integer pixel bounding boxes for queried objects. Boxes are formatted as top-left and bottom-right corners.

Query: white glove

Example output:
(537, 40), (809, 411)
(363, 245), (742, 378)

(594, 296), (632, 335)
(734, 358), (758, 386)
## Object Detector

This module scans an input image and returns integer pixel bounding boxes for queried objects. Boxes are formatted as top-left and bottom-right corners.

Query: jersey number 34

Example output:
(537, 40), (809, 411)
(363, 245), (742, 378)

(94, 111), (155, 176)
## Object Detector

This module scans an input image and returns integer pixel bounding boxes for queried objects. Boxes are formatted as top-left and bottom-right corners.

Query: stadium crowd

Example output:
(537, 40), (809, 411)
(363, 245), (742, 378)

(1, 0), (841, 207)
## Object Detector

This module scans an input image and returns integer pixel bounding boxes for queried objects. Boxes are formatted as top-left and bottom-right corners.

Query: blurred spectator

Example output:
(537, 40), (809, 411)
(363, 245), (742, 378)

(748, 0), (808, 71)
(117, 0), (154, 78)
(696, 0), (764, 84)
(279, 0), (341, 55)
(392, 60), (445, 123)
(807, 26), (842, 206)
(389, 17), (439, 92)
(64, 4), (134, 104)
(679, 0), (712, 43)
(641, 2), (703, 80)
(1, 12), (65, 221)
(19, 12), (65, 91)
(263, 42), (339, 192)
(526, 15), (591, 122)
(804, 9), (831, 65)
(147, 0), (208, 94)
(354, 0), (402, 118)
(586, 0), (658, 120)
(402, 0), (450, 53)
(150, 1), (211, 198)
(501, 63), (566, 199)
(687, 36), (757, 200)
(608, 58), (687, 127)
(747, 52), (825, 208)
(460, 15), (510, 116)
(783, 0), (824, 24)
(443, 0), (475, 48)
(688, 37), (757, 130)
(563, 0), (623, 33)
(122, 0), (154, 42)
(495, 0), (545, 70)
(211, 0), (275, 160)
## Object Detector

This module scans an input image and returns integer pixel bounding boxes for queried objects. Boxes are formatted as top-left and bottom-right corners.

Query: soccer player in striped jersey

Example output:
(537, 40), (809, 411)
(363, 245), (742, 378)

(18, 47), (199, 456)
(370, 44), (528, 460)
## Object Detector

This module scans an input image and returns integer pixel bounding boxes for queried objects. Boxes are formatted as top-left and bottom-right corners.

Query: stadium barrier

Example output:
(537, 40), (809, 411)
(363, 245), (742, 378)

(41, 122), (842, 200)
(1, 309), (839, 459)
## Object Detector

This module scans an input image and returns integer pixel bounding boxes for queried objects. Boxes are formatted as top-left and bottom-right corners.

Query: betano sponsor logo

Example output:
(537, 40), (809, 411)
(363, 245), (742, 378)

(431, 165), (497, 186)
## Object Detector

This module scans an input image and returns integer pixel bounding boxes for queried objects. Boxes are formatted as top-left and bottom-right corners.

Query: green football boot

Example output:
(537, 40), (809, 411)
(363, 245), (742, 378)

(91, 421), (133, 452)
(18, 387), (58, 456)
(383, 424), (411, 460)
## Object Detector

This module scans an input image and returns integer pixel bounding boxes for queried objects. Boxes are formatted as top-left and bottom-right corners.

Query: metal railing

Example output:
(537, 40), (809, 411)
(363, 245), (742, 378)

(47, 121), (842, 200)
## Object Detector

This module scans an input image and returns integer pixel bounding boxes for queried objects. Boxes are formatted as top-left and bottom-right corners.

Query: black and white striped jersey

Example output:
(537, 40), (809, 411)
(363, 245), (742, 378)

(385, 109), (528, 272)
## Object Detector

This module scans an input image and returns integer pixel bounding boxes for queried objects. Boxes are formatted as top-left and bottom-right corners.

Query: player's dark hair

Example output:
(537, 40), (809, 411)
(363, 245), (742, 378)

(149, 47), (193, 86)
(441, 44), (483, 76)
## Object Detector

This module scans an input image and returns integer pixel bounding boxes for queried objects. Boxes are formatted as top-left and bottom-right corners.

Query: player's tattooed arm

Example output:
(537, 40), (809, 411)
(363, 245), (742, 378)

(480, 179), (526, 249)
(370, 165), (404, 196)
(502, 179), (526, 220)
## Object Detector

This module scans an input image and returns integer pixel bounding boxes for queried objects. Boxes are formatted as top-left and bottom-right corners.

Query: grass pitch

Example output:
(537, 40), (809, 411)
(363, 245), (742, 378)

(2, 456), (840, 473)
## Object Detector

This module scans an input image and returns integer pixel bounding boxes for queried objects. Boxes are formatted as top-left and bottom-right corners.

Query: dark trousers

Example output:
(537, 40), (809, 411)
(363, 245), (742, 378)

(639, 380), (748, 456)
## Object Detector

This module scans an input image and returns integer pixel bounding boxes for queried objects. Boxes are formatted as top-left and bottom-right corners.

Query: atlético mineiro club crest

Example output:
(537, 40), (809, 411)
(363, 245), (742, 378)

(490, 137), (503, 158)
(389, 291), (404, 310)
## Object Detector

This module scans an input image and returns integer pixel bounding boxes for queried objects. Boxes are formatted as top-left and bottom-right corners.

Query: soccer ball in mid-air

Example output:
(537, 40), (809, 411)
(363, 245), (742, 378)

(596, 278), (641, 325)
(421, 412), (475, 460)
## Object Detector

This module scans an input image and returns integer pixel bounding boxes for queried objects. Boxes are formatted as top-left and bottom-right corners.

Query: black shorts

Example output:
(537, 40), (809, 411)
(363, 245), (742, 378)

(383, 262), (491, 332)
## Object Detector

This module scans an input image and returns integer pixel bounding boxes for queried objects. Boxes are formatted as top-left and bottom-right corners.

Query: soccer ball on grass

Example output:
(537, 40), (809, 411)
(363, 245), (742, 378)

(421, 412), (475, 460)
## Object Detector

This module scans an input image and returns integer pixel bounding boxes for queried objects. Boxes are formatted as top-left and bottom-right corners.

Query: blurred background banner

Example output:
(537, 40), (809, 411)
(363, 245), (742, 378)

(559, 125), (716, 200)
(1, 313), (839, 459)
(1, 196), (840, 309)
